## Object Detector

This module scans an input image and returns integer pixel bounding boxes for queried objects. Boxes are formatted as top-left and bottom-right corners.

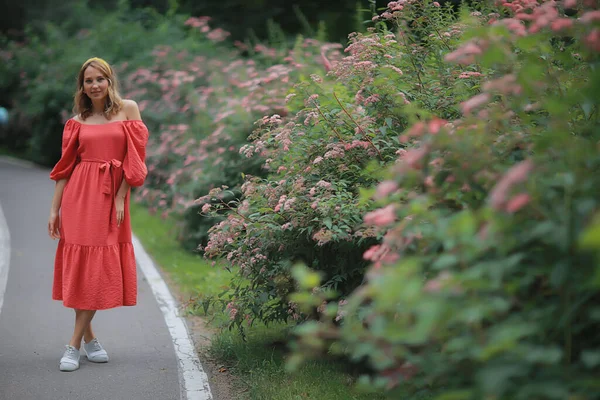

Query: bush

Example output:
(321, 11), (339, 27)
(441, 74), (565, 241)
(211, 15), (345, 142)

(200, 0), (484, 328)
(0, 2), (215, 166)
(284, 0), (600, 398)
(123, 23), (346, 251)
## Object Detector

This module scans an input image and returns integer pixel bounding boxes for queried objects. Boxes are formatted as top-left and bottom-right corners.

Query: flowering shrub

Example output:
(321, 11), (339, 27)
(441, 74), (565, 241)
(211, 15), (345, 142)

(200, 1), (495, 327)
(120, 20), (346, 250)
(284, 0), (600, 398)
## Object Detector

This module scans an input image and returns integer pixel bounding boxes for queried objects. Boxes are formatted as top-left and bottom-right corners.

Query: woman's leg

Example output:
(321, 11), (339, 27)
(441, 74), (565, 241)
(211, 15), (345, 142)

(83, 320), (97, 344)
(68, 309), (97, 349)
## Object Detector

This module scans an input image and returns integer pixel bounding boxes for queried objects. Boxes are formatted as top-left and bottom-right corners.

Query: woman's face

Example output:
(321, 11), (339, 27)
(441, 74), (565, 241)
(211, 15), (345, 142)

(83, 66), (109, 101)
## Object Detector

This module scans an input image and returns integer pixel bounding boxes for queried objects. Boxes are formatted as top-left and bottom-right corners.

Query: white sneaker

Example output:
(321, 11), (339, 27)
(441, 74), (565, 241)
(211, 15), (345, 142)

(59, 345), (80, 372)
(83, 338), (109, 363)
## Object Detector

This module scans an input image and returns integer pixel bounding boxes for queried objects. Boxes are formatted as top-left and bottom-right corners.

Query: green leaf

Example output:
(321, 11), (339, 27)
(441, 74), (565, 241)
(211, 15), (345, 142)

(581, 350), (600, 368)
(477, 364), (526, 394)
(323, 217), (333, 229)
(579, 215), (600, 249)
(435, 391), (473, 400)
(582, 101), (593, 119)
(432, 253), (458, 270)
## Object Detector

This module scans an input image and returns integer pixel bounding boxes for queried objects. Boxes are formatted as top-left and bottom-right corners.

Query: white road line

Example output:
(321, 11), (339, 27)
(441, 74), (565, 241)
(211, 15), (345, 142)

(0, 203), (10, 318)
(132, 235), (213, 400)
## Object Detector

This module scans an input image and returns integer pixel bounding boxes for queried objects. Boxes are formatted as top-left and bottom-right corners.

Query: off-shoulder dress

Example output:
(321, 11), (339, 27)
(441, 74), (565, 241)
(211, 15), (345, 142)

(49, 119), (149, 310)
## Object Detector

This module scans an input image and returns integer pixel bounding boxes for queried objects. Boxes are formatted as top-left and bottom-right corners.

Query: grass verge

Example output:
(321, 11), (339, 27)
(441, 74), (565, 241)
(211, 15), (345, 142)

(130, 202), (232, 299)
(131, 201), (386, 400)
(211, 323), (387, 400)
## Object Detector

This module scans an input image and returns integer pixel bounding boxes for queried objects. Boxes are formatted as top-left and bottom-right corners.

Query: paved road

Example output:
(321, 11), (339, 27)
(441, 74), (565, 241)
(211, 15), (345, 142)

(0, 158), (181, 400)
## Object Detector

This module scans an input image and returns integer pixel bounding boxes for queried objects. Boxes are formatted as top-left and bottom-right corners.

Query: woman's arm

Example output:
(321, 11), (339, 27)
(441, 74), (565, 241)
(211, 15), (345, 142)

(114, 99), (143, 226)
(48, 179), (67, 239)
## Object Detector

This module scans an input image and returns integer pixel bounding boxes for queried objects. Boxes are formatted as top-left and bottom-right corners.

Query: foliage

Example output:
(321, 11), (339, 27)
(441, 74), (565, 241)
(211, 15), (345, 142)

(201, 0), (486, 330)
(210, 323), (386, 400)
(1, 0), (384, 45)
(282, 0), (600, 398)
(122, 18), (346, 251)
(0, 2), (203, 165)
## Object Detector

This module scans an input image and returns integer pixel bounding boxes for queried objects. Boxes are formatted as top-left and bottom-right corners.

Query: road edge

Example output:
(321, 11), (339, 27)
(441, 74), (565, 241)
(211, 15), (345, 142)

(132, 234), (214, 400)
(0, 203), (10, 318)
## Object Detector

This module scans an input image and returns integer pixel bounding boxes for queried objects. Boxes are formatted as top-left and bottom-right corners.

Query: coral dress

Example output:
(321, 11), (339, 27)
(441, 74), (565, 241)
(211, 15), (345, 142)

(49, 119), (149, 310)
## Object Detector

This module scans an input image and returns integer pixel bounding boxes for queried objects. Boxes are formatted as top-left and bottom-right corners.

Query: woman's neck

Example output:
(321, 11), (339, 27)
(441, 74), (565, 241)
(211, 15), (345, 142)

(90, 99), (106, 114)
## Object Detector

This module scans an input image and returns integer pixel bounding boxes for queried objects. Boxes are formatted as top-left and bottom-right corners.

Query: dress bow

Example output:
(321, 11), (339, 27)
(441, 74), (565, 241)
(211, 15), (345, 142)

(99, 159), (123, 195)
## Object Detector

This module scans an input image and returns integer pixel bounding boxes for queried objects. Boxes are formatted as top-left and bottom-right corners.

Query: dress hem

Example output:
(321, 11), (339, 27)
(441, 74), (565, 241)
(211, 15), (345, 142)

(52, 298), (137, 310)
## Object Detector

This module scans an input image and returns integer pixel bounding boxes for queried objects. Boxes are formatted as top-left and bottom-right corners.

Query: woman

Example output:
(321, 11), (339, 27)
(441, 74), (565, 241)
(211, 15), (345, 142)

(47, 57), (149, 372)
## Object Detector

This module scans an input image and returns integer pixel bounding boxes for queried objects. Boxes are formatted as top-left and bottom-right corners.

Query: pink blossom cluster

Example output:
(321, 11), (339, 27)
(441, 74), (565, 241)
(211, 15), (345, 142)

(458, 71), (484, 79)
(363, 243), (400, 269)
(364, 205), (396, 227)
(324, 143), (345, 159)
(225, 301), (238, 320)
(488, 159), (534, 212)
(312, 228), (334, 246)
(444, 41), (485, 65)
(185, 16), (231, 43)
(121, 34), (348, 217)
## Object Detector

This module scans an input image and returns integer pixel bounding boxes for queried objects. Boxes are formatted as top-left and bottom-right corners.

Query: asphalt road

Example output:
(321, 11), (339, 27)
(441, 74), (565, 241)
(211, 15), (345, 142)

(0, 158), (181, 400)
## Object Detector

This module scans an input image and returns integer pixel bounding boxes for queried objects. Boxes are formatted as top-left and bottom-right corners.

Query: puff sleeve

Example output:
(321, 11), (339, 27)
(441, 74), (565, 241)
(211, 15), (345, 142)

(122, 120), (149, 187)
(49, 119), (81, 181)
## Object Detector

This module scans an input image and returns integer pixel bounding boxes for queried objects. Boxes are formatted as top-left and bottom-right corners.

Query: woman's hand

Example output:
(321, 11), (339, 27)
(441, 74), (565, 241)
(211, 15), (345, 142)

(48, 210), (60, 240)
(115, 195), (125, 226)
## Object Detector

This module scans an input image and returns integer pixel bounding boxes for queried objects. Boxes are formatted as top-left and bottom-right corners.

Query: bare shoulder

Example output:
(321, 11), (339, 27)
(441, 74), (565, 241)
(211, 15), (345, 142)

(122, 99), (142, 120)
(72, 114), (83, 122)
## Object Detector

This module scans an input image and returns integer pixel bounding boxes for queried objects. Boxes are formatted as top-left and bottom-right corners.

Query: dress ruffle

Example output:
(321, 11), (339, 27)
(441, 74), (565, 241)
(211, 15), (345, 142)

(52, 241), (137, 310)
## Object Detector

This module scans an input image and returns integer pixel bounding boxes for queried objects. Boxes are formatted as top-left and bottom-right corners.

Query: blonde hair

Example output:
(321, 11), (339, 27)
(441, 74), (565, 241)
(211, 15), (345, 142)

(74, 57), (124, 120)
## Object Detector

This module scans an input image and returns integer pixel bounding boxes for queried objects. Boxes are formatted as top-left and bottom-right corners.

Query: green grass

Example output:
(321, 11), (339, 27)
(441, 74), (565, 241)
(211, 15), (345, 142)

(130, 202), (233, 299)
(211, 323), (387, 400)
(131, 202), (387, 400)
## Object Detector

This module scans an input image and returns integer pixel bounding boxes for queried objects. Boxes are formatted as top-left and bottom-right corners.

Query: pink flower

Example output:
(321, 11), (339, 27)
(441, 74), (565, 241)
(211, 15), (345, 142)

(363, 244), (399, 269)
(201, 203), (211, 213)
(364, 205), (396, 226)
(495, 18), (527, 37)
(563, 0), (577, 7)
(320, 49), (333, 72)
(433, 1), (440, 6)
(424, 271), (462, 294)
(506, 193), (530, 213)
(424, 175), (435, 187)
(460, 93), (491, 115)
(584, 29), (600, 52)
(444, 42), (483, 65)
(489, 159), (534, 210)
(458, 71), (484, 79)
(229, 308), (238, 320)
(551, 18), (573, 31)
(580, 11), (600, 24)
(375, 180), (398, 199)
(428, 118), (447, 134)
(401, 147), (428, 169)
(316, 180), (332, 189)
(405, 122), (426, 139)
